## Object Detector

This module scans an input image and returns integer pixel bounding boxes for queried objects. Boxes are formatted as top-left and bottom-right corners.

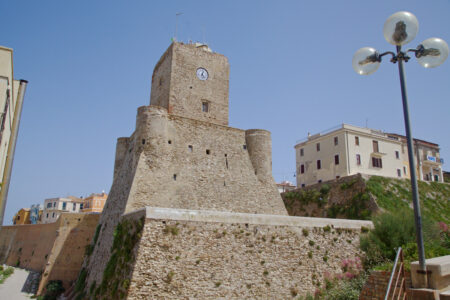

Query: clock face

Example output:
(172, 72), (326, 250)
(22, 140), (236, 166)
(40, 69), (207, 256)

(196, 68), (208, 80)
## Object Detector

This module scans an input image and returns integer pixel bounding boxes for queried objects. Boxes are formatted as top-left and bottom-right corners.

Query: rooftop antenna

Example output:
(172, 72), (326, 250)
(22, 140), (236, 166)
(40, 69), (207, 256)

(174, 12), (183, 42)
(202, 26), (206, 44)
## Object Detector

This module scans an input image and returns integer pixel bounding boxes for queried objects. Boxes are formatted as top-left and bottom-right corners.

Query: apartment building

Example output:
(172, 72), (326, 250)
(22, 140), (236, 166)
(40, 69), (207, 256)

(0, 46), (28, 225)
(295, 124), (443, 187)
(12, 208), (31, 225)
(41, 196), (84, 224)
(81, 192), (107, 213)
(387, 133), (444, 183)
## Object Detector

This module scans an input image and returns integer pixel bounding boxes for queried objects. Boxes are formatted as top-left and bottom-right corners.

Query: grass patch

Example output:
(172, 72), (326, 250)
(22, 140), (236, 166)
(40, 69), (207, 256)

(0, 266), (14, 284)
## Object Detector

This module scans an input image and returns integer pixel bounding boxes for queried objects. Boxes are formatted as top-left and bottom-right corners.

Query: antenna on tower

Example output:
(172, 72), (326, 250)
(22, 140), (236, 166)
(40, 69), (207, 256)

(174, 12), (183, 42)
(202, 26), (206, 44)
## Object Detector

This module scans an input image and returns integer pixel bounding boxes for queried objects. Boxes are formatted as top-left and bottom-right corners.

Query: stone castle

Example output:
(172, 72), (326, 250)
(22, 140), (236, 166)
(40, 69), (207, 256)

(74, 42), (370, 299)
(0, 42), (372, 299)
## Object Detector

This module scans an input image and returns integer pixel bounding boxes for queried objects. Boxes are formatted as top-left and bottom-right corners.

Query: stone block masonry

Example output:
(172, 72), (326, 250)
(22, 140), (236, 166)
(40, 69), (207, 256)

(81, 207), (372, 299)
(0, 213), (100, 295)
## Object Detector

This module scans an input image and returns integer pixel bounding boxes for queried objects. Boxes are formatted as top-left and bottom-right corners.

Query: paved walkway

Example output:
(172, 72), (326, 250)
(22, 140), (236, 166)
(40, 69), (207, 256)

(0, 267), (35, 299)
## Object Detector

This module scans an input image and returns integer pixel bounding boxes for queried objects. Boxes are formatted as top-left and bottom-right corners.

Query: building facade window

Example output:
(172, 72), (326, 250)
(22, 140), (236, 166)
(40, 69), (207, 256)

(316, 143), (320, 152)
(334, 155), (339, 165)
(300, 164), (305, 174)
(52, 212), (55, 218)
(356, 154), (361, 165)
(80, 204), (83, 210)
(73, 204), (76, 211)
(53, 202), (56, 207)
(403, 166), (407, 175)
(334, 137), (338, 146)
(397, 169), (401, 177)
(395, 151), (400, 159)
(317, 160), (321, 169)
(300, 148), (304, 156)
(373, 141), (379, 153)
(62, 202), (67, 210)
(46, 213), (49, 218)
(355, 136), (359, 145)
(47, 203), (52, 208)
(372, 157), (382, 168)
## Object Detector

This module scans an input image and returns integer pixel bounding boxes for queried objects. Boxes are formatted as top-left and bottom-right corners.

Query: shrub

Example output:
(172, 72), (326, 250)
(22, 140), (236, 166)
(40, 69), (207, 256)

(302, 228), (309, 237)
(43, 280), (65, 300)
(360, 209), (449, 268)
(319, 272), (368, 300)
(320, 184), (331, 195)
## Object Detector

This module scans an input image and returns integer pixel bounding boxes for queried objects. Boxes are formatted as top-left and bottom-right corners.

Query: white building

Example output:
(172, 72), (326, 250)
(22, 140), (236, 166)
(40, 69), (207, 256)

(294, 124), (443, 187)
(41, 196), (84, 224)
(276, 181), (296, 193)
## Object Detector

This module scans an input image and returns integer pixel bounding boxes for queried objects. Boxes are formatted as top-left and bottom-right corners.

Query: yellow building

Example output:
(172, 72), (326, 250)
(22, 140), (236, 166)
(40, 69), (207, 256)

(12, 208), (31, 225)
(81, 192), (107, 213)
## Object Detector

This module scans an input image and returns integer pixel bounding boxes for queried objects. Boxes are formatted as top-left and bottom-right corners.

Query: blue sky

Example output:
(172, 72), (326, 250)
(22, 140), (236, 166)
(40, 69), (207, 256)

(1, 1), (449, 224)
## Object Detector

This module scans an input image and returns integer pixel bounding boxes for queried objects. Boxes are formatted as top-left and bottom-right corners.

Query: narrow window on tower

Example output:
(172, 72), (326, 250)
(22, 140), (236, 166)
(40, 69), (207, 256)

(334, 137), (338, 146)
(356, 154), (361, 165)
(202, 101), (209, 112)
(300, 148), (304, 156)
(335, 155), (339, 165)
(316, 143), (320, 152)
(317, 160), (321, 169)
(300, 164), (305, 174)
(355, 136), (360, 146)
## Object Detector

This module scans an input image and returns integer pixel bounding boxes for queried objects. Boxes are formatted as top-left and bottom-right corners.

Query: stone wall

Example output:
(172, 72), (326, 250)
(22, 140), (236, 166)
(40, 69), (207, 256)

(80, 207), (372, 299)
(282, 173), (378, 219)
(0, 220), (58, 270)
(0, 213), (100, 294)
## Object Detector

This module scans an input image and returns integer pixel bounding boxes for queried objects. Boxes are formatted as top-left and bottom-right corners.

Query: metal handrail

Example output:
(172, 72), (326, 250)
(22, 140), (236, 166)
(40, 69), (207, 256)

(384, 247), (407, 300)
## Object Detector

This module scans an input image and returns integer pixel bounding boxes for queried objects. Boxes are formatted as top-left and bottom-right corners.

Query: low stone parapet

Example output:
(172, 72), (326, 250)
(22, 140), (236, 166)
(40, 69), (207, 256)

(83, 207), (372, 299)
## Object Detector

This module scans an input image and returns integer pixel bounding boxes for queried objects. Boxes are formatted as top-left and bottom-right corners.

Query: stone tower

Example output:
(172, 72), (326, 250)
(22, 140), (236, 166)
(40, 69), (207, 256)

(82, 42), (287, 292)
(150, 43), (229, 125)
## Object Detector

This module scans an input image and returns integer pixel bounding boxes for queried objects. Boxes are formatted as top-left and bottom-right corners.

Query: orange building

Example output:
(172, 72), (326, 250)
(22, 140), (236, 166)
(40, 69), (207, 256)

(81, 192), (107, 213)
(13, 208), (31, 225)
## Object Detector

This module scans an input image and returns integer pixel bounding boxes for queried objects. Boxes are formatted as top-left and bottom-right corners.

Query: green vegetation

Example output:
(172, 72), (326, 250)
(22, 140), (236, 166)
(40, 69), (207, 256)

(315, 272), (368, 300)
(327, 192), (371, 220)
(73, 216), (145, 300)
(0, 266), (14, 284)
(366, 176), (450, 223)
(360, 208), (450, 269)
(163, 224), (179, 236)
(284, 187), (329, 210)
(340, 179), (357, 190)
(40, 280), (65, 300)
(302, 228), (309, 237)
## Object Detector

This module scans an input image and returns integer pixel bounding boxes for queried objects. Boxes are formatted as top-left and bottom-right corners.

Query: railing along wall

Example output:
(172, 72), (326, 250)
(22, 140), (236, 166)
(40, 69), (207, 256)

(384, 247), (407, 300)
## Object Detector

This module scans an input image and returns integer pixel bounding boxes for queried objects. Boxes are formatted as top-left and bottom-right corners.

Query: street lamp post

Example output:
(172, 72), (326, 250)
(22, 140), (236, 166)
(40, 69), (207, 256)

(352, 11), (448, 286)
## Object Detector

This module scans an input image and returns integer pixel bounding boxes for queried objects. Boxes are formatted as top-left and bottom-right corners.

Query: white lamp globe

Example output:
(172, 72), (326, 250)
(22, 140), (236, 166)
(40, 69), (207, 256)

(416, 38), (449, 68)
(352, 47), (381, 75)
(383, 11), (419, 46)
